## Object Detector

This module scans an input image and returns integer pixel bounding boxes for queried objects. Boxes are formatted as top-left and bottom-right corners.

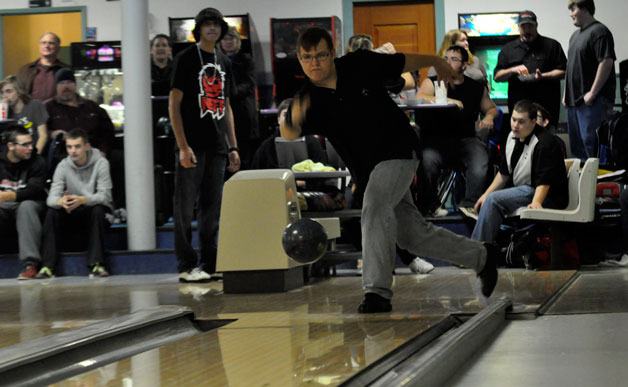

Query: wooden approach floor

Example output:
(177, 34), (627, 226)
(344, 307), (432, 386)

(0, 268), (575, 386)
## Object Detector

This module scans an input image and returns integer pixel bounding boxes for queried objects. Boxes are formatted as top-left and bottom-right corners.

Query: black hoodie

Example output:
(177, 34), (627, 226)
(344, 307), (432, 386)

(0, 152), (47, 202)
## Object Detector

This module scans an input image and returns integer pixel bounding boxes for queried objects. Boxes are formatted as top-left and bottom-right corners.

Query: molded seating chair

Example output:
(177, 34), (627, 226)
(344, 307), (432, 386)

(515, 158), (599, 268)
(519, 158), (598, 223)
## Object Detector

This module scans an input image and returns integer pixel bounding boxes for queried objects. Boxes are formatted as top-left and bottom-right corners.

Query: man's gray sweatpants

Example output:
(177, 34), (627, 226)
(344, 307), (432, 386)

(0, 200), (44, 262)
(361, 158), (486, 300)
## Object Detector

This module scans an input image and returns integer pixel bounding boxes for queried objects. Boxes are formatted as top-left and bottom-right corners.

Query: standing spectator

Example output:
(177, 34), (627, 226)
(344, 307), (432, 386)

(1, 76), (49, 155)
(565, 0), (616, 160)
(16, 32), (69, 101)
(0, 126), (47, 280)
(494, 11), (567, 129)
(150, 34), (173, 96)
(46, 69), (115, 156)
(169, 8), (240, 283)
(220, 26), (259, 169)
(37, 129), (112, 279)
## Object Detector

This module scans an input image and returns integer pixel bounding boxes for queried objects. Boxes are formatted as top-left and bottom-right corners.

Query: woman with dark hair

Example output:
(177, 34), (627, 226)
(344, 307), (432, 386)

(150, 34), (173, 96)
(220, 26), (259, 169)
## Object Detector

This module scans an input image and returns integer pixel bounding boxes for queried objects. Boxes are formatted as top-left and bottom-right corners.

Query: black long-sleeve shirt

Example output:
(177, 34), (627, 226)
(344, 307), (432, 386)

(0, 153), (47, 202)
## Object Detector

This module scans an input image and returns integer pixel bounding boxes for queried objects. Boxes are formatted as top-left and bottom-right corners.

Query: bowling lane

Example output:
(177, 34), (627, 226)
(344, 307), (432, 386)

(0, 269), (576, 386)
(50, 315), (444, 386)
(0, 269), (576, 353)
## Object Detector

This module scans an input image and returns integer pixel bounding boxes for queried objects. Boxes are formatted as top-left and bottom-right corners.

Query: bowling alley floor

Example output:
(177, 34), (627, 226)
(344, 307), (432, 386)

(2, 267), (626, 386)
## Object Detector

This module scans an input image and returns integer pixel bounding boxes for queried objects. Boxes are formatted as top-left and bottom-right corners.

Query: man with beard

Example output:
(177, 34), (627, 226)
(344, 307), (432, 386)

(494, 11), (567, 128)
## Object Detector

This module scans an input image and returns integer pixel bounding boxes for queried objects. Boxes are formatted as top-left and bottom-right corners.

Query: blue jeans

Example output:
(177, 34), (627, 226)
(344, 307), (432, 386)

(471, 185), (535, 243)
(361, 158), (486, 299)
(567, 98), (611, 160)
(173, 150), (227, 273)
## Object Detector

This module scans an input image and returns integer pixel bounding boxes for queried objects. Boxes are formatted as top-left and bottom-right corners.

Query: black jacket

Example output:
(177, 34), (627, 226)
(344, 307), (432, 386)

(0, 152), (47, 202)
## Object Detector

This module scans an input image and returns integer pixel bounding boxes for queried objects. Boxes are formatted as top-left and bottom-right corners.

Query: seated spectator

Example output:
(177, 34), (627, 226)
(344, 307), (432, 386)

(418, 45), (496, 216)
(37, 129), (112, 278)
(46, 68), (115, 159)
(0, 126), (47, 280)
(45, 68), (123, 207)
(16, 32), (69, 101)
(251, 98), (327, 170)
(428, 29), (487, 84)
(150, 34), (173, 96)
(1, 76), (49, 154)
(471, 100), (568, 243)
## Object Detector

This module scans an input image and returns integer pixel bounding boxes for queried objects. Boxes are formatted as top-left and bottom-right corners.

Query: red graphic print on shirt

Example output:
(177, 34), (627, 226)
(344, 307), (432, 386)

(197, 63), (226, 120)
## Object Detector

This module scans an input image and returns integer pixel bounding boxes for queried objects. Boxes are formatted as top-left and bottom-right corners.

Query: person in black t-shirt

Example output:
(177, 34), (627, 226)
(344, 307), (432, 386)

(494, 10), (567, 129)
(283, 27), (499, 313)
(565, 0), (616, 160)
(220, 27), (259, 169)
(418, 45), (497, 216)
(150, 34), (173, 96)
(169, 8), (240, 283)
(471, 100), (568, 243)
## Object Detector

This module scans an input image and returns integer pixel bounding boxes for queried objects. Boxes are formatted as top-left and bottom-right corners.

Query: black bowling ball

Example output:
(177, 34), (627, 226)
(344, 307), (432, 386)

(282, 218), (328, 263)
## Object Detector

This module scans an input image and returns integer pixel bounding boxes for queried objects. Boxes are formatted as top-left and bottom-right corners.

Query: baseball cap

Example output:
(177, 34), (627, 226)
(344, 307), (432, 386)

(518, 10), (538, 25)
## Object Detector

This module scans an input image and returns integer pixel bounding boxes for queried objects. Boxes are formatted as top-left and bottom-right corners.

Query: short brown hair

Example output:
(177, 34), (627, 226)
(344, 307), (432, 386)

(513, 100), (538, 121)
(297, 27), (333, 53)
(568, 0), (595, 15)
(66, 128), (89, 143)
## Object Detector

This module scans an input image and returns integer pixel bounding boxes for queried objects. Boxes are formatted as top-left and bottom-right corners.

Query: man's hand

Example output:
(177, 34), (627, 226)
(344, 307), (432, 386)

(179, 146), (197, 168)
(227, 150), (241, 173)
(374, 42), (396, 54)
(0, 191), (16, 202)
(432, 57), (455, 86)
(583, 90), (596, 105)
(478, 116), (494, 131)
(511, 65), (529, 76)
(290, 94), (310, 132)
(448, 98), (464, 110)
(474, 193), (488, 213)
(534, 68), (543, 80)
(61, 194), (86, 213)
(527, 201), (543, 209)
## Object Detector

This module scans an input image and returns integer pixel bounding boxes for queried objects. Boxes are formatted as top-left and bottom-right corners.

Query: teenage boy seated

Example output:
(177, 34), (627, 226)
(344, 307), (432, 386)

(37, 129), (112, 278)
(470, 100), (568, 244)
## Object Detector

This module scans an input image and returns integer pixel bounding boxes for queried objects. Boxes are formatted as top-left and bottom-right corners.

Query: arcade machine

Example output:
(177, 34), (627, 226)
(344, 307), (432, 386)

(270, 16), (341, 105)
(458, 12), (520, 106)
(459, 11), (521, 147)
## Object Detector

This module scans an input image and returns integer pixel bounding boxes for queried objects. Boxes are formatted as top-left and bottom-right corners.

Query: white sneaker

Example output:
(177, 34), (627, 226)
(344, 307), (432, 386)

(459, 207), (479, 220)
(600, 254), (628, 267)
(409, 257), (435, 274)
(179, 267), (211, 283)
(431, 208), (448, 217)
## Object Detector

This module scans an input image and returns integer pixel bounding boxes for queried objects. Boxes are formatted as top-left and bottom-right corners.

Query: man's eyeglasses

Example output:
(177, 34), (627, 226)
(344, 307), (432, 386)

(299, 52), (331, 64)
(443, 56), (463, 63)
(12, 141), (33, 148)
